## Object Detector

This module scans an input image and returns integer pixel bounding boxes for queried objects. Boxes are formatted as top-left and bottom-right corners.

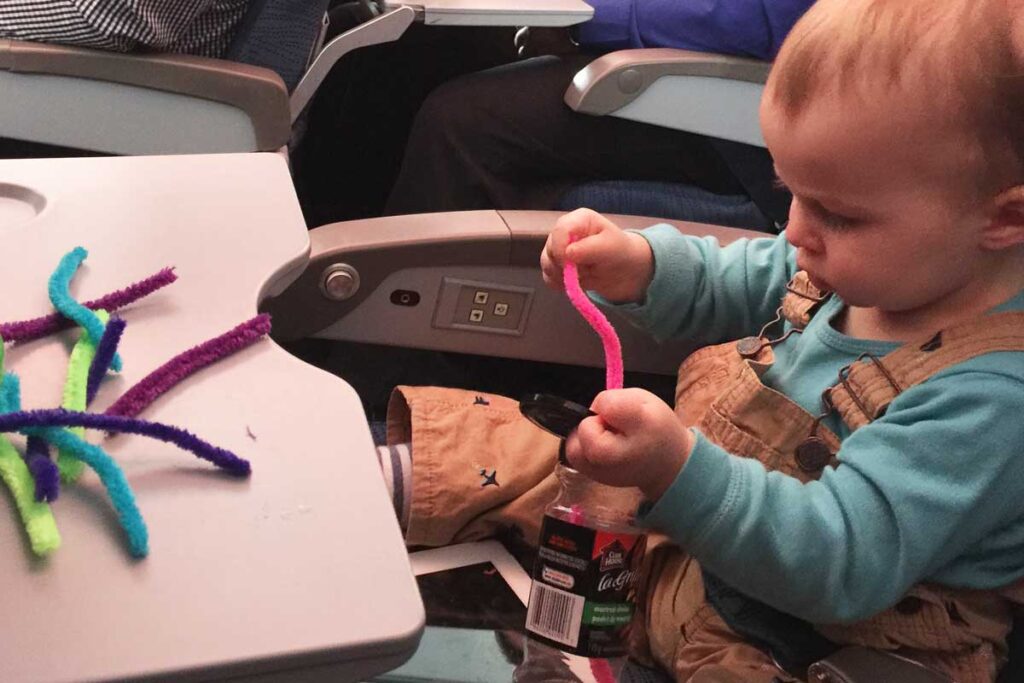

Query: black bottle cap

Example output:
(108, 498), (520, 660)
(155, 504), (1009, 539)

(519, 393), (595, 441)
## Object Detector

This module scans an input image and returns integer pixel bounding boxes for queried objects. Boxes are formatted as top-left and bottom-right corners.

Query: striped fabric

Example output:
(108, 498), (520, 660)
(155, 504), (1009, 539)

(0, 0), (249, 57)
(376, 442), (412, 530)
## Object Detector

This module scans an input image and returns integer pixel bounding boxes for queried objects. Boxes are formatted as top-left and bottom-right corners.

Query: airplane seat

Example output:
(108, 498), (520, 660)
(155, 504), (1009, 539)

(556, 179), (770, 231)
(561, 49), (778, 233)
(268, 206), (1021, 683)
(0, 1), (415, 155)
(224, 0), (332, 92)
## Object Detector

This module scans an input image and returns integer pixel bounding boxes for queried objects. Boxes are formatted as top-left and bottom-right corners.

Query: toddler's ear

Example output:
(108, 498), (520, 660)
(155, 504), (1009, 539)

(982, 185), (1024, 250)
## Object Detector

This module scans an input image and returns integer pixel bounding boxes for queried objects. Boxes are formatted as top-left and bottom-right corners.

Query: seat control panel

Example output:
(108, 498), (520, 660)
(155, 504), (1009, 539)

(433, 277), (534, 336)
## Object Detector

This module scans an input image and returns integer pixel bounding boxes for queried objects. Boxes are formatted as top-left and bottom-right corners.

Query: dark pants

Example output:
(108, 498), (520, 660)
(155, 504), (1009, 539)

(291, 23), (519, 226)
(384, 54), (789, 225)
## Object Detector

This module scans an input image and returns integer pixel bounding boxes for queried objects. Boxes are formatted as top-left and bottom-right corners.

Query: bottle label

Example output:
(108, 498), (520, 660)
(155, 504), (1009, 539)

(524, 514), (645, 658)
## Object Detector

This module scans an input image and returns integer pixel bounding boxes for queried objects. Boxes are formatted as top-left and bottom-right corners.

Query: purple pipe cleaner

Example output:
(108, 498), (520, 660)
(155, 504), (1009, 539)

(0, 409), (251, 476)
(24, 436), (60, 502)
(0, 268), (176, 344)
(87, 317), (127, 404)
(105, 314), (272, 420)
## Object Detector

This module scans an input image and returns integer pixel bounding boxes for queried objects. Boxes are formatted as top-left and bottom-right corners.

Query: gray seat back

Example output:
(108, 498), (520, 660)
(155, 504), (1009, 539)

(225, 0), (331, 91)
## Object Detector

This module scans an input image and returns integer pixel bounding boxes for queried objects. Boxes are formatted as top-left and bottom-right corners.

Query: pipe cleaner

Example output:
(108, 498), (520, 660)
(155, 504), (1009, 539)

(33, 312), (123, 498)
(0, 371), (61, 555)
(0, 250), (258, 559)
(105, 314), (272, 420)
(56, 309), (111, 482)
(562, 236), (624, 391)
(0, 267), (176, 344)
(1, 407), (252, 557)
(563, 239), (627, 683)
(25, 436), (59, 503)
(27, 426), (148, 557)
(47, 247), (122, 372)
(0, 436), (61, 556)
(0, 410), (251, 477)
(0, 342), (59, 501)
(86, 316), (126, 405)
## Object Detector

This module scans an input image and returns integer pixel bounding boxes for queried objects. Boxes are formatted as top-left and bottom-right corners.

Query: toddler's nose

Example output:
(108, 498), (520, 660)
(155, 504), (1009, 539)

(783, 202), (824, 254)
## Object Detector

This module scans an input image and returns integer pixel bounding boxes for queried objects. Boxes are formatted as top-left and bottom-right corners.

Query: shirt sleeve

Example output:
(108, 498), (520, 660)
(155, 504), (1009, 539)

(601, 224), (797, 345)
(641, 369), (1024, 623)
(0, 0), (218, 52)
(574, 0), (815, 60)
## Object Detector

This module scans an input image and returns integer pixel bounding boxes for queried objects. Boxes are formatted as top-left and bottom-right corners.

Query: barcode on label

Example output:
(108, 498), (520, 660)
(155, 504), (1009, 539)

(525, 582), (585, 648)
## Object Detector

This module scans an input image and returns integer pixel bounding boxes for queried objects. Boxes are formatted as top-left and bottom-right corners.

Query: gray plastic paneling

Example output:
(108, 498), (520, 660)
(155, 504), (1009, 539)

(611, 75), (765, 146)
(0, 71), (259, 154)
(266, 211), (762, 376)
(313, 265), (695, 376)
(290, 6), (416, 122)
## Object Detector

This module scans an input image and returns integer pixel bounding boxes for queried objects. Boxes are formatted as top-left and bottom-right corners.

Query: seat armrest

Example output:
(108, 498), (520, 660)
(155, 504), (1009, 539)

(264, 211), (758, 376)
(808, 647), (954, 683)
(564, 48), (770, 147)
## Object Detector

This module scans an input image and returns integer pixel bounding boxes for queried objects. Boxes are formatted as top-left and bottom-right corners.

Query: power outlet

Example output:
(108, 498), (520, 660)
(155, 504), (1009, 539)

(434, 278), (534, 336)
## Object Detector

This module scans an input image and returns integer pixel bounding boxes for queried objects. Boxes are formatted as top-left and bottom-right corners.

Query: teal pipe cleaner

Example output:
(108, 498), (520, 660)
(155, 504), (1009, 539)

(1, 367), (146, 556)
(30, 427), (148, 557)
(48, 247), (123, 372)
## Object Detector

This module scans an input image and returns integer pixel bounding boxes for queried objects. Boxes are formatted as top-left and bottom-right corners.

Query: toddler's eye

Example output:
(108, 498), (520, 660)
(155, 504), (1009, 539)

(820, 210), (856, 231)
(803, 198), (858, 231)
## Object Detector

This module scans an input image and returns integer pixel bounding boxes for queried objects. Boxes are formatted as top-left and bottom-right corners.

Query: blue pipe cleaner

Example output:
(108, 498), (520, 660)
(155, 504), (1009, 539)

(0, 374), (61, 502)
(86, 316), (126, 404)
(25, 436), (59, 503)
(0, 409), (251, 476)
(48, 247), (122, 372)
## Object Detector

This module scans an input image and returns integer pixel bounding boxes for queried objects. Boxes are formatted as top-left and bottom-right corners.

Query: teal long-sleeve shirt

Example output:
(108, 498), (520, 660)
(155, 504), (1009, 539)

(610, 225), (1024, 624)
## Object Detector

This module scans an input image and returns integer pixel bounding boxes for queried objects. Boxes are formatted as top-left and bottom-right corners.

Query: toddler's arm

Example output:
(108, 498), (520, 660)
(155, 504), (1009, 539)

(543, 209), (798, 345)
(642, 370), (1024, 623)
(611, 224), (797, 345)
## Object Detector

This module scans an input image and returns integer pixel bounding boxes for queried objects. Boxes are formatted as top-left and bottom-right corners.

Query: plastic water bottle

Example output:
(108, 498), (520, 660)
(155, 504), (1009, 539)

(514, 462), (646, 682)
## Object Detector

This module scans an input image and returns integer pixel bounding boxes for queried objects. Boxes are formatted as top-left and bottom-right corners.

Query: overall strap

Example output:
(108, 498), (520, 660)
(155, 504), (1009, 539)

(780, 271), (831, 329)
(829, 312), (1024, 430)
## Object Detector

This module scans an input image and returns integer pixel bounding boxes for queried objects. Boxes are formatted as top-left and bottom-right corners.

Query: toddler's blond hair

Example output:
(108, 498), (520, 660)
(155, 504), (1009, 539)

(769, 0), (1024, 192)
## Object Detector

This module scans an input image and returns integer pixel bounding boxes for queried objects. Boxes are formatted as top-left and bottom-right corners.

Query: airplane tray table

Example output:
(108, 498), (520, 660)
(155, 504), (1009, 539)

(0, 153), (423, 682)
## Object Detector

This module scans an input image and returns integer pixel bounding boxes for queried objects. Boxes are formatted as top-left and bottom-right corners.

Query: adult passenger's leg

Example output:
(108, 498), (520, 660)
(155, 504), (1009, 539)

(384, 55), (748, 215)
(292, 24), (517, 225)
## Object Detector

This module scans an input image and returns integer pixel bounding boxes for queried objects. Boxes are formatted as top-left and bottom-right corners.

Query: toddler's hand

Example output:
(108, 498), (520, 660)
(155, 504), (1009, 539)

(565, 388), (693, 502)
(541, 208), (654, 304)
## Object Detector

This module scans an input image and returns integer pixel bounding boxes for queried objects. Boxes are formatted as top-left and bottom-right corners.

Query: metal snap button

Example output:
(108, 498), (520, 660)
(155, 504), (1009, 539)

(795, 438), (832, 472)
(736, 336), (763, 359)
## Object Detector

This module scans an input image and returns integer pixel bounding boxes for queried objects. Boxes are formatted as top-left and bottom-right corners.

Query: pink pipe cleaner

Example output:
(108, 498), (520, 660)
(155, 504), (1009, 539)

(562, 238), (624, 391)
(562, 239), (625, 683)
(0, 267), (177, 344)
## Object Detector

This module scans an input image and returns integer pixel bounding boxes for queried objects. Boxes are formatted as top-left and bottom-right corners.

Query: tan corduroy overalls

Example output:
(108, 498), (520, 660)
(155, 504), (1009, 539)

(387, 273), (1024, 683)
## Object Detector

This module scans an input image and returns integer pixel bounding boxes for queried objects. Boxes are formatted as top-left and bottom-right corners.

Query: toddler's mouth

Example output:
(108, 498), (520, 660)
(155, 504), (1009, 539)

(806, 272), (832, 292)
(798, 260), (831, 292)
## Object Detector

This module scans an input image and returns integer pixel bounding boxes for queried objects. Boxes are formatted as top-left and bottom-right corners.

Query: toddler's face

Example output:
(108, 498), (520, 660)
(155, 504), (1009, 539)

(760, 86), (991, 313)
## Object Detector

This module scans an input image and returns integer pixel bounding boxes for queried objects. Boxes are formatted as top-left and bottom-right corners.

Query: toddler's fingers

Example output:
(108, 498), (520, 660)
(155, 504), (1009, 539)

(540, 246), (566, 291)
(590, 389), (649, 433)
(564, 229), (621, 268)
(572, 415), (627, 465)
